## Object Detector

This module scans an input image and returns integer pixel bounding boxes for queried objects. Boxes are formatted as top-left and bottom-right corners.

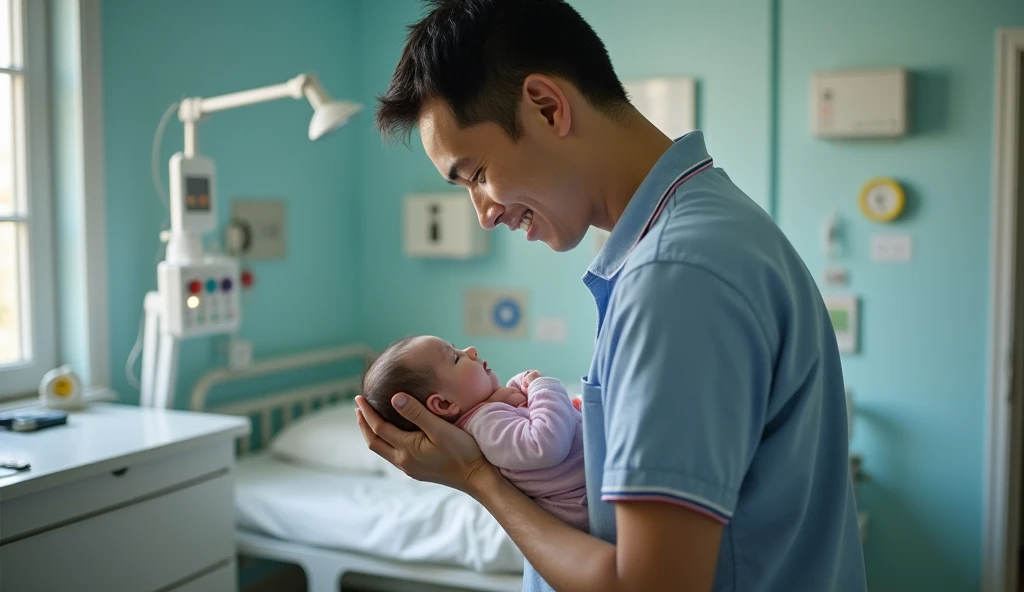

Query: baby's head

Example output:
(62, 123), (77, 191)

(361, 336), (500, 431)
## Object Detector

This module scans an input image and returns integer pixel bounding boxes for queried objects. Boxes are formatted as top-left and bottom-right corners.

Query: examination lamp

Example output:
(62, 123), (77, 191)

(139, 73), (361, 409)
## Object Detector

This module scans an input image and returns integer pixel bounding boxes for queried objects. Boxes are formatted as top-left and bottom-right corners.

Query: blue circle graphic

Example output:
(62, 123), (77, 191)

(492, 299), (521, 331)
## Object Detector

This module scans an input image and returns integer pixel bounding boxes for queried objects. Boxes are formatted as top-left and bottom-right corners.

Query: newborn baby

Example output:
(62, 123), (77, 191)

(361, 335), (588, 531)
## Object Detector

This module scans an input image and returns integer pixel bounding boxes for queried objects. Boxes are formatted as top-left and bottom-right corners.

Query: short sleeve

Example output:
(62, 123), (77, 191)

(598, 262), (773, 524)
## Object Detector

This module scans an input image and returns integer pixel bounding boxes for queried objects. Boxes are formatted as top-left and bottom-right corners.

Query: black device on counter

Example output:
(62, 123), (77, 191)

(0, 409), (68, 432)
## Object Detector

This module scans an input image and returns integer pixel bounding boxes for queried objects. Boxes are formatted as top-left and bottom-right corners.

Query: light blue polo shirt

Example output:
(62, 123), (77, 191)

(522, 132), (866, 591)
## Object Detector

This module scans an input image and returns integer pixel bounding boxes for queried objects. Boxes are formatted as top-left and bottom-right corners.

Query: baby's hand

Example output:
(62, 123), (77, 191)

(504, 389), (527, 408)
(522, 370), (542, 391)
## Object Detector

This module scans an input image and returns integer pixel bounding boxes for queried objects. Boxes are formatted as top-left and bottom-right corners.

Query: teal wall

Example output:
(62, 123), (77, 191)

(777, 2), (1024, 591)
(99, 0), (1024, 590)
(102, 0), (361, 406)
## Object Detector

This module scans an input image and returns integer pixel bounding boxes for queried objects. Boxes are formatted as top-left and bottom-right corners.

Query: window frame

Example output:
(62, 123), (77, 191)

(0, 0), (57, 398)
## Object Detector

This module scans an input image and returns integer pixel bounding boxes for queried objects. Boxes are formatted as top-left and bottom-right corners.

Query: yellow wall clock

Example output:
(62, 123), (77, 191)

(858, 177), (905, 223)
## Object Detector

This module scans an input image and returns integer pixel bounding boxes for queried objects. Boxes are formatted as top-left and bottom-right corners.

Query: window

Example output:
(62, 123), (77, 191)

(0, 0), (55, 396)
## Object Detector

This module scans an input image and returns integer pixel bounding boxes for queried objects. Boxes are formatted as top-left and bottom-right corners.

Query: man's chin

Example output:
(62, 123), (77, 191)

(547, 234), (584, 253)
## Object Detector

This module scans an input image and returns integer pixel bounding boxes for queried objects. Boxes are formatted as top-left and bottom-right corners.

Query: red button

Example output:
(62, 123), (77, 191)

(189, 280), (201, 294)
(241, 270), (254, 288)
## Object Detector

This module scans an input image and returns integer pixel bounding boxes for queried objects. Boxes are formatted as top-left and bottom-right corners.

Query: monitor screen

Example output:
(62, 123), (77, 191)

(185, 176), (211, 212)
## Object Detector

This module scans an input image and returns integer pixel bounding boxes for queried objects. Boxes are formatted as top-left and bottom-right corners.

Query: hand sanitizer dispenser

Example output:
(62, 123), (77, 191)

(403, 193), (490, 259)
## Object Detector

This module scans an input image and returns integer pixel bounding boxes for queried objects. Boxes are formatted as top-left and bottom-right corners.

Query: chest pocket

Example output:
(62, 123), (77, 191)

(581, 377), (616, 543)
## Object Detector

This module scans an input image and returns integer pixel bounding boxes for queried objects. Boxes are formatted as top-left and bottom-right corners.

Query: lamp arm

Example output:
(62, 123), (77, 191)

(177, 73), (319, 156)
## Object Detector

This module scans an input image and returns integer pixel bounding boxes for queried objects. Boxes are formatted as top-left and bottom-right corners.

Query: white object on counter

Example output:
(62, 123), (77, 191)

(38, 365), (84, 410)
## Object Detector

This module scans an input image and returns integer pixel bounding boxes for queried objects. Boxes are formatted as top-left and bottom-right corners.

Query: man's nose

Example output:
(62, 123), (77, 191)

(465, 346), (478, 360)
(470, 188), (503, 230)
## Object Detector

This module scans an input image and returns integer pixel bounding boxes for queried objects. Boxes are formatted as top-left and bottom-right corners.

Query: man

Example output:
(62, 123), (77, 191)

(355, 1), (868, 590)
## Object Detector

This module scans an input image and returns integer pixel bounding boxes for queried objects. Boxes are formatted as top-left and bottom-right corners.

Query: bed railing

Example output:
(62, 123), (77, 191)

(190, 343), (374, 455)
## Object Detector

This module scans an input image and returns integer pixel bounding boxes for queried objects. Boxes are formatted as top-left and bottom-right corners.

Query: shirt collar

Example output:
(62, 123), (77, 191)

(585, 131), (712, 282)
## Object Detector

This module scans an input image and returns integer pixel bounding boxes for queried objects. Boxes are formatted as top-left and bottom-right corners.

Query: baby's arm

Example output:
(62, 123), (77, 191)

(464, 376), (577, 471)
(506, 370), (530, 394)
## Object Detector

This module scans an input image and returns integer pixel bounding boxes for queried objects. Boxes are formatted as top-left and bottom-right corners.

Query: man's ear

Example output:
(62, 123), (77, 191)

(425, 393), (461, 419)
(522, 74), (571, 138)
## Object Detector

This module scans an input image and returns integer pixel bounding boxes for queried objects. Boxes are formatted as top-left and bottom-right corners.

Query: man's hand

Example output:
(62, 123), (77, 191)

(355, 393), (495, 492)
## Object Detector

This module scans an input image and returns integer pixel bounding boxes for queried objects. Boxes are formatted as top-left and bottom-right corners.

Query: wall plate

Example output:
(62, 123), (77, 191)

(824, 267), (849, 286)
(870, 233), (912, 262)
(535, 317), (567, 343)
(230, 199), (286, 259)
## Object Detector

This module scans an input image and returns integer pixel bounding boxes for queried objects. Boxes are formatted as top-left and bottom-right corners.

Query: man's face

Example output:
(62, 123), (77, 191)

(418, 98), (590, 252)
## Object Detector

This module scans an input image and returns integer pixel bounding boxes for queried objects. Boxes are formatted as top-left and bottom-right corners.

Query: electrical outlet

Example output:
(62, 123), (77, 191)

(536, 318), (567, 342)
(228, 338), (253, 369)
(465, 289), (528, 338)
(870, 233), (912, 262)
(824, 267), (848, 286)
(230, 199), (286, 259)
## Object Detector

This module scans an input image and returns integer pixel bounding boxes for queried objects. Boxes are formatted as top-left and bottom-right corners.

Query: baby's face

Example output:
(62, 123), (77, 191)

(405, 336), (500, 416)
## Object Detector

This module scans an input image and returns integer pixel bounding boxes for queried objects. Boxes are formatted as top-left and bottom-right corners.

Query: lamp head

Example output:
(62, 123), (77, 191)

(301, 74), (362, 140)
(309, 100), (362, 140)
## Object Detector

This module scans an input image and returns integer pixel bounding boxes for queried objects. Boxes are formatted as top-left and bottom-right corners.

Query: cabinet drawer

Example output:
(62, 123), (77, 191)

(173, 560), (237, 592)
(1, 440), (234, 542)
(0, 473), (235, 592)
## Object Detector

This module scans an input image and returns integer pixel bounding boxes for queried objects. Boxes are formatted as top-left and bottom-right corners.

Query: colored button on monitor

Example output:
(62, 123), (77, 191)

(206, 279), (217, 293)
(221, 278), (233, 291)
(189, 280), (202, 295)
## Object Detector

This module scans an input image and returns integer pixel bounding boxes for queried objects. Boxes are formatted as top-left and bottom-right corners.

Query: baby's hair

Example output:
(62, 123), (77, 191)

(360, 336), (438, 432)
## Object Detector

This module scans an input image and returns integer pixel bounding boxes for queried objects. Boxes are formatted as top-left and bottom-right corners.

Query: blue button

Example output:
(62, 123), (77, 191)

(221, 278), (233, 291)
(492, 299), (521, 331)
(206, 279), (217, 293)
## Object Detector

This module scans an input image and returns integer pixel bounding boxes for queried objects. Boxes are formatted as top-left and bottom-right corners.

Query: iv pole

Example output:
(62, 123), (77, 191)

(138, 74), (360, 408)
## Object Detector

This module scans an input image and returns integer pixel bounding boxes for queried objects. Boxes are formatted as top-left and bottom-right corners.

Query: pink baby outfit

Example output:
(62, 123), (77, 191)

(456, 372), (588, 531)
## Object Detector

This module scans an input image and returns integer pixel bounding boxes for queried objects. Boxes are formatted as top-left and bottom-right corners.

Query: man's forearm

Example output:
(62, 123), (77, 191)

(469, 467), (618, 592)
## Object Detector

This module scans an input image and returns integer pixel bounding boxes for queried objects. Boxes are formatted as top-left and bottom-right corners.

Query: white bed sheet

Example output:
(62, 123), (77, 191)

(234, 453), (525, 574)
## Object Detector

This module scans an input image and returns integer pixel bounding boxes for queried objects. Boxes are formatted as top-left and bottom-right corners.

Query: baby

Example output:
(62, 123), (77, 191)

(361, 335), (588, 532)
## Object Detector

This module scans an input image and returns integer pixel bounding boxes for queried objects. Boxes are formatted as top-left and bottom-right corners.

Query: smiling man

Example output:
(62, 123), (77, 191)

(355, 1), (868, 591)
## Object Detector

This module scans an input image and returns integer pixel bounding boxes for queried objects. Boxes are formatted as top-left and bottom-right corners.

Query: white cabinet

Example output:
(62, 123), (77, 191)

(0, 403), (249, 591)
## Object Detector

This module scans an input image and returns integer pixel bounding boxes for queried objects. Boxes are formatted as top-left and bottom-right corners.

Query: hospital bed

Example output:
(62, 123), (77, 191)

(190, 344), (524, 592)
(191, 344), (869, 592)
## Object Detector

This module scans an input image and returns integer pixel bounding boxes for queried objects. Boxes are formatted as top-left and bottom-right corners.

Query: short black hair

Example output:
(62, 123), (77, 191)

(360, 337), (438, 432)
(375, 0), (629, 144)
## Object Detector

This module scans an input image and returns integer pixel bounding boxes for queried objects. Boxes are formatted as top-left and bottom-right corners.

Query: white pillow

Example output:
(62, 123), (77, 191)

(269, 400), (405, 478)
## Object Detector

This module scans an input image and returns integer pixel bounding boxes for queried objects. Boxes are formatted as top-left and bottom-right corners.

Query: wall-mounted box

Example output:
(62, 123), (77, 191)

(403, 193), (490, 259)
(811, 68), (908, 139)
